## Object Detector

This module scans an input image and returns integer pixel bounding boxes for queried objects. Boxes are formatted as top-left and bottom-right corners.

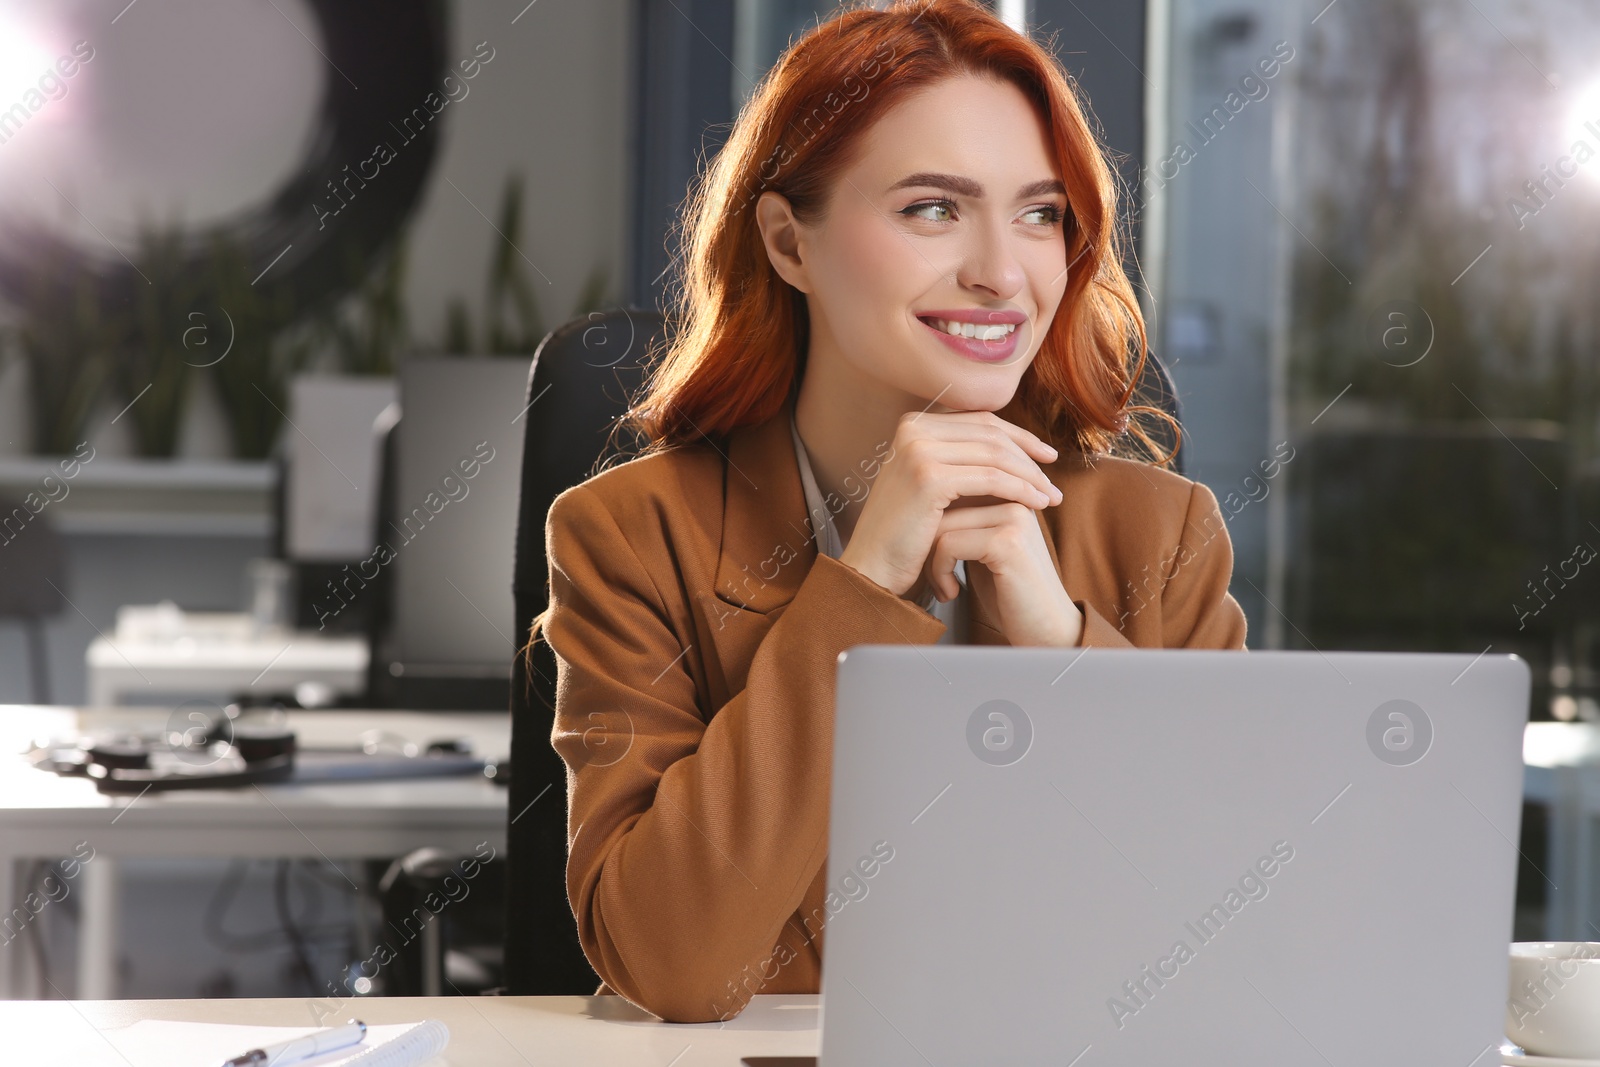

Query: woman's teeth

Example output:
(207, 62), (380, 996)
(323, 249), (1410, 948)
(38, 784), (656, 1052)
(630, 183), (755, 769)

(924, 317), (1018, 340)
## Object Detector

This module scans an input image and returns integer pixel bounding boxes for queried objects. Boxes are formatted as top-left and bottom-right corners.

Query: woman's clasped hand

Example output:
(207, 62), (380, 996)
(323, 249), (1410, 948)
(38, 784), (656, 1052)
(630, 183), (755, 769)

(837, 409), (1084, 647)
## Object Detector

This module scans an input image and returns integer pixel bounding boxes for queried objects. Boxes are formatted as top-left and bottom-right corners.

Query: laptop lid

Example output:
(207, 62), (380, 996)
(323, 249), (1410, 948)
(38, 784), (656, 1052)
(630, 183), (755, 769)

(820, 647), (1530, 1066)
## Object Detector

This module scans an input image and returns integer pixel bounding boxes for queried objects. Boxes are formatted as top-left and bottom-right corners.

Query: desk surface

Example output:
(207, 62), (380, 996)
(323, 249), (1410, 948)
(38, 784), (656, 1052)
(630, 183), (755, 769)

(0, 994), (820, 1066)
(0, 707), (515, 1002)
(0, 707), (510, 855)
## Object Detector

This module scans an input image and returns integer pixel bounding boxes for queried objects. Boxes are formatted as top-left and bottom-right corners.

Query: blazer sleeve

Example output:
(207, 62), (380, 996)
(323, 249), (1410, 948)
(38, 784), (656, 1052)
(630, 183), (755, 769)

(540, 483), (945, 1023)
(1074, 479), (1248, 650)
(1161, 480), (1249, 649)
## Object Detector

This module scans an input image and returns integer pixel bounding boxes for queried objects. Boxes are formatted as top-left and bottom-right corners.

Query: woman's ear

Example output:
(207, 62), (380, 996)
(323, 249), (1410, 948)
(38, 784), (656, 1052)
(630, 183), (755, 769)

(754, 191), (812, 294)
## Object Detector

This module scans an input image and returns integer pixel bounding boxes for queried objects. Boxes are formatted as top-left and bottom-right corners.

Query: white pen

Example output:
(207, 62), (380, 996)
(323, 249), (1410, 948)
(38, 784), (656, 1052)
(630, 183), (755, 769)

(221, 1019), (367, 1067)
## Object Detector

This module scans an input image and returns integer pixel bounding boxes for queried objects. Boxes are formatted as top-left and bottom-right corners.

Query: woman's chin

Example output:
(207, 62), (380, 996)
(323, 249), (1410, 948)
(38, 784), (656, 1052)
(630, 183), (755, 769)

(918, 380), (1023, 415)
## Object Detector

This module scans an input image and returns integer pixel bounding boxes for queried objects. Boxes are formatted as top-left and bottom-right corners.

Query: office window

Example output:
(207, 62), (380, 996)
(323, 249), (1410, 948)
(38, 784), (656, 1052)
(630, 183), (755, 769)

(731, 0), (1017, 106)
(1152, 0), (1600, 715)
(733, 0), (838, 106)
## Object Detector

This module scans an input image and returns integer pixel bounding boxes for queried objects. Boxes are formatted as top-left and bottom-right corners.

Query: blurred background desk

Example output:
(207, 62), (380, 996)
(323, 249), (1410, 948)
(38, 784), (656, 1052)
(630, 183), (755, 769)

(84, 612), (368, 708)
(0, 707), (508, 1001)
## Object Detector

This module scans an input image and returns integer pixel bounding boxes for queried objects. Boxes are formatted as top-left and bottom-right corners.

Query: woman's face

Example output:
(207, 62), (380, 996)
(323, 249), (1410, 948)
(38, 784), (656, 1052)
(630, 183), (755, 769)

(763, 73), (1074, 415)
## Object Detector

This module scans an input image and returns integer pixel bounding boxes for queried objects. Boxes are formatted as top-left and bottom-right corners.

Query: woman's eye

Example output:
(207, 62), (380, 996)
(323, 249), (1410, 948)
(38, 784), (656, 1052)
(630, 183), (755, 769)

(902, 200), (954, 223)
(902, 201), (1067, 226)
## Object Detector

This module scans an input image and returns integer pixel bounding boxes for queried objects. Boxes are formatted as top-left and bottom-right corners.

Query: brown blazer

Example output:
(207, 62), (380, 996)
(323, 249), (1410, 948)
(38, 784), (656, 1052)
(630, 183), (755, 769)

(539, 396), (1248, 1023)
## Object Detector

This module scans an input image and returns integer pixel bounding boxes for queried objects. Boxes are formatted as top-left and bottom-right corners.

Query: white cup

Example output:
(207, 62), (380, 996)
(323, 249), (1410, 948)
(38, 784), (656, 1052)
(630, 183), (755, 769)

(1507, 942), (1600, 1058)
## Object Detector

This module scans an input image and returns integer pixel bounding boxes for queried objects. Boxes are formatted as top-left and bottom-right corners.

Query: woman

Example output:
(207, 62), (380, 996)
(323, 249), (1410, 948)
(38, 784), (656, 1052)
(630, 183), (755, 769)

(528, 0), (1248, 1024)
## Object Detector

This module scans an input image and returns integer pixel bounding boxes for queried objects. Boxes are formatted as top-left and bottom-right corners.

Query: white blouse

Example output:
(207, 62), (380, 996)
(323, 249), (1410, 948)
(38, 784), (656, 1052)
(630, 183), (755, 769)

(789, 413), (970, 645)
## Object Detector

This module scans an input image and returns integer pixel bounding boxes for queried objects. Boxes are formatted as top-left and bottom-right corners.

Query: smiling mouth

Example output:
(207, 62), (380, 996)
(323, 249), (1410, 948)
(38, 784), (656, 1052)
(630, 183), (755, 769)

(916, 315), (1020, 341)
(915, 315), (1022, 364)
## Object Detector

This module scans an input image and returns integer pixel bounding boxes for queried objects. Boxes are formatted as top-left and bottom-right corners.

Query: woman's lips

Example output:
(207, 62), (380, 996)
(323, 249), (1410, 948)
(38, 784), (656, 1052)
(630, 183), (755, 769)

(917, 315), (1021, 363)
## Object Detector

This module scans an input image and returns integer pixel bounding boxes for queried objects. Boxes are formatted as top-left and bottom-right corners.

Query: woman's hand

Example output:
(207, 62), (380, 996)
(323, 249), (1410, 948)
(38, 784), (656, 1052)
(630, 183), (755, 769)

(838, 410), (1080, 645)
(925, 501), (1084, 647)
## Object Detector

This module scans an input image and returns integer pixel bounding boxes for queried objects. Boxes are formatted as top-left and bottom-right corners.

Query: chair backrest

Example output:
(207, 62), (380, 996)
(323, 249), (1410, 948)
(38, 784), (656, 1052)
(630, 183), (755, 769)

(506, 308), (659, 994)
(1135, 348), (1184, 474)
(503, 308), (1183, 993)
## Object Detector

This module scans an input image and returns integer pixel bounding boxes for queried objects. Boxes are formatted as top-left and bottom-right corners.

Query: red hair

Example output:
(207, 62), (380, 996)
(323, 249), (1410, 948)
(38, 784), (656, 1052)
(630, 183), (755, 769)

(630, 0), (1177, 463)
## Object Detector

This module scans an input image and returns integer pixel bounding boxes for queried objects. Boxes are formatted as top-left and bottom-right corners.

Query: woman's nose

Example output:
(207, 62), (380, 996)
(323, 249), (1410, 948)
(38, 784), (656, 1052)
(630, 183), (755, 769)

(952, 216), (1026, 298)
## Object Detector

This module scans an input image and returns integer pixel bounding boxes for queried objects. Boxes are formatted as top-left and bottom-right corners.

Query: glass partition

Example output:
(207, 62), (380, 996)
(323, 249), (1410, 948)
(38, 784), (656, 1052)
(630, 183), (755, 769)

(1154, 0), (1600, 940)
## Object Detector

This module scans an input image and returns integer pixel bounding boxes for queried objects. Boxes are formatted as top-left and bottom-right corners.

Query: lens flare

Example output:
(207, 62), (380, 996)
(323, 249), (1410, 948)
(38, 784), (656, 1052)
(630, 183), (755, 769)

(1566, 81), (1600, 180)
(0, 10), (57, 106)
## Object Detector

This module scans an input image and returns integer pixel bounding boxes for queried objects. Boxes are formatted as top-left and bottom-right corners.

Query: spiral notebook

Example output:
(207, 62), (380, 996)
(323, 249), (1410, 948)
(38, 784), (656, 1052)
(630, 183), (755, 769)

(37, 1018), (451, 1067)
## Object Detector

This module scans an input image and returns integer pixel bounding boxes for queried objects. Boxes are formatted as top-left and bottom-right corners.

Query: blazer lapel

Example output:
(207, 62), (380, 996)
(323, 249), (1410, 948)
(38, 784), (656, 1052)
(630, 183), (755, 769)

(695, 397), (819, 706)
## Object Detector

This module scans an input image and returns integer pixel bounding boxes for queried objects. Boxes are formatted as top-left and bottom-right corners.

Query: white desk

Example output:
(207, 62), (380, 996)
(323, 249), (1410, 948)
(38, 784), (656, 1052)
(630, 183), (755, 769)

(0, 707), (509, 1001)
(0, 994), (819, 1066)
(85, 613), (368, 707)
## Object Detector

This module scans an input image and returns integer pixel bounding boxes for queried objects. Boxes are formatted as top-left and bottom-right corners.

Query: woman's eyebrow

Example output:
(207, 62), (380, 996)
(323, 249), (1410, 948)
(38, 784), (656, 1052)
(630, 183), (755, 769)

(886, 172), (1066, 199)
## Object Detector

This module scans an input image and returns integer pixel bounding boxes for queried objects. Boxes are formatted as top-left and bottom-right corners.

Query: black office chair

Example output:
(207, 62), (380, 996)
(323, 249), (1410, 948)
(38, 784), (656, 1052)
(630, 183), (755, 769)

(0, 497), (67, 704)
(376, 846), (508, 996)
(1130, 347), (1184, 473)
(505, 309), (659, 994)
(503, 308), (1184, 993)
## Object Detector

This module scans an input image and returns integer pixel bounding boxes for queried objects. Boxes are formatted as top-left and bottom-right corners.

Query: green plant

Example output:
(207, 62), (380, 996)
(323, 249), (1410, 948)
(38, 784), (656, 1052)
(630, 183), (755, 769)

(205, 236), (316, 459)
(11, 224), (315, 459)
(322, 238), (410, 376)
(441, 172), (610, 354)
(9, 168), (615, 456)
(16, 248), (114, 455)
(117, 225), (201, 457)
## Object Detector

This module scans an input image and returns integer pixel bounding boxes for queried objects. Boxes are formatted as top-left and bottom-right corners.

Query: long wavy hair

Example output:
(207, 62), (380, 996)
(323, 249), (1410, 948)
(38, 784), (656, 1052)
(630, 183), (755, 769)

(629, 0), (1177, 462)
(523, 0), (1175, 663)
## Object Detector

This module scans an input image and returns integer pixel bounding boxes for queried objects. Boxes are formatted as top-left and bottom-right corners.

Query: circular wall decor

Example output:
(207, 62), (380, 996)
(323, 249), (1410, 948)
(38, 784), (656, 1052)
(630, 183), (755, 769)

(0, 0), (448, 326)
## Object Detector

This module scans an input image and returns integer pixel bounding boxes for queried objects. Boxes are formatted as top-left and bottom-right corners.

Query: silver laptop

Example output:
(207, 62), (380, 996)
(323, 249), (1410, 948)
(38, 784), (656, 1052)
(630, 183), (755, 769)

(816, 647), (1530, 1066)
